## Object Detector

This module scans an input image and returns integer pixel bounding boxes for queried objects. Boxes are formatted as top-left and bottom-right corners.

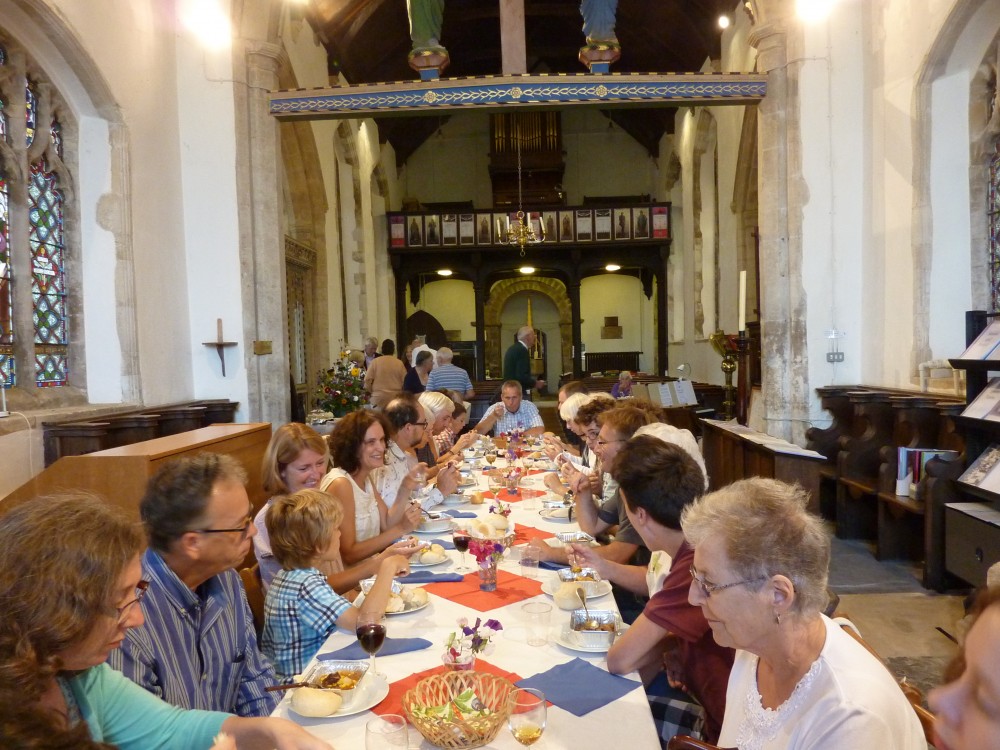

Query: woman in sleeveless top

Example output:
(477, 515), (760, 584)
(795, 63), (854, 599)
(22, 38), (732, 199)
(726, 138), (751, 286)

(320, 411), (423, 565)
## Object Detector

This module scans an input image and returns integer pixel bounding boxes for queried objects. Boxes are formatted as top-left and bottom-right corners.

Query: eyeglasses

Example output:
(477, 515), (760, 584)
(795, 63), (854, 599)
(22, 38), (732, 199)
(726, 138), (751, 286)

(596, 438), (627, 447)
(194, 514), (254, 539)
(411, 421), (428, 428)
(115, 580), (149, 624)
(689, 564), (765, 598)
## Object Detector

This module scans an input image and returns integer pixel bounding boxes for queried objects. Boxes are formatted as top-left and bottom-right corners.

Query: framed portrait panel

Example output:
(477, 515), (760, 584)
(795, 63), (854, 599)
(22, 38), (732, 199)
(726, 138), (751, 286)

(424, 214), (442, 246)
(476, 212), (493, 245)
(614, 209), (631, 239)
(459, 214), (476, 245)
(632, 208), (650, 239)
(390, 215), (406, 248)
(559, 211), (575, 242)
(406, 215), (424, 247)
(542, 211), (557, 242)
(441, 214), (458, 246)
(575, 209), (593, 241)
(594, 208), (612, 241)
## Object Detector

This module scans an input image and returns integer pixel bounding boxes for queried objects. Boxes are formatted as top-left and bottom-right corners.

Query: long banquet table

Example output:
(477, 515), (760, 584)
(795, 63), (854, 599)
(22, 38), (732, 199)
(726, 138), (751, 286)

(272, 458), (659, 747)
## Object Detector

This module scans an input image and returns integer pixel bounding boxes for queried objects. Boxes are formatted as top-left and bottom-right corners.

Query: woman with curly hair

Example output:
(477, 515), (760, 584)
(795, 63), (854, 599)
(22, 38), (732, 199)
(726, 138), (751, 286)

(0, 494), (331, 750)
(320, 410), (423, 564)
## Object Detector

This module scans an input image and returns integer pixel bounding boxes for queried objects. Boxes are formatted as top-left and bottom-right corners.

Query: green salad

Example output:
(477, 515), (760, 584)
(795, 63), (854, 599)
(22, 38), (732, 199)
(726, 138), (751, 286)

(411, 688), (493, 722)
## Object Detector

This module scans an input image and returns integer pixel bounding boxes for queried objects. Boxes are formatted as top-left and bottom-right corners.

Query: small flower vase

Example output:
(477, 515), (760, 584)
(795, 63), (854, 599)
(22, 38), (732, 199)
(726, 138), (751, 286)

(505, 475), (519, 495)
(478, 560), (499, 592)
(442, 652), (476, 671)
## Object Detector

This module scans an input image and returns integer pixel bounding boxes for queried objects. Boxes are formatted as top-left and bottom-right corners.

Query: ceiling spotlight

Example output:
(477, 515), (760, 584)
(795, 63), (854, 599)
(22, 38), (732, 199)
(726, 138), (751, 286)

(519, 266), (535, 274)
(718, 14), (731, 29)
(605, 264), (621, 272)
(437, 269), (453, 276)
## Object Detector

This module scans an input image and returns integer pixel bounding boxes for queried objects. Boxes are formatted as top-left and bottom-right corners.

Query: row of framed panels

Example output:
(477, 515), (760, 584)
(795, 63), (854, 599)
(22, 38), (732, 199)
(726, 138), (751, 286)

(389, 206), (670, 249)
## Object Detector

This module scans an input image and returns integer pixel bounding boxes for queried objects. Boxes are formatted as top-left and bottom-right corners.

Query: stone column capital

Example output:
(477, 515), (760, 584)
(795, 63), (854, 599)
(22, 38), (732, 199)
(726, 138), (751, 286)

(246, 40), (284, 81)
(748, 22), (788, 73)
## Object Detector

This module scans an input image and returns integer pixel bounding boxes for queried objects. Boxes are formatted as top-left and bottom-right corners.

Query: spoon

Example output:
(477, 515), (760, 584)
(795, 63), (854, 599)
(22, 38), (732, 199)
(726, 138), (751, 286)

(577, 587), (599, 629)
(265, 682), (309, 693)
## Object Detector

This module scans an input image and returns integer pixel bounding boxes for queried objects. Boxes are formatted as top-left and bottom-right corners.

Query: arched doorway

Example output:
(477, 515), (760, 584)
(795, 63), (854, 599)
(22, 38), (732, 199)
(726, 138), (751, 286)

(483, 277), (572, 378)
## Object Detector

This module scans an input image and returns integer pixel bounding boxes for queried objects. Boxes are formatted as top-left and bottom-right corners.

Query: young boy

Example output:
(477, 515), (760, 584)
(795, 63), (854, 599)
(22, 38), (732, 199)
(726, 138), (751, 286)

(261, 489), (410, 681)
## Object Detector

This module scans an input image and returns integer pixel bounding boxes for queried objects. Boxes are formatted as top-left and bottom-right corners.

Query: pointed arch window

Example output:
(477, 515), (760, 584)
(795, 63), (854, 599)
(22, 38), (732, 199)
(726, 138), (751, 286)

(0, 39), (75, 388)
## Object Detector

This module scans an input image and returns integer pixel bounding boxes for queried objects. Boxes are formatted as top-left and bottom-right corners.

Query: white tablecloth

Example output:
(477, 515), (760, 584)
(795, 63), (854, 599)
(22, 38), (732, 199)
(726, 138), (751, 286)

(272, 465), (659, 748)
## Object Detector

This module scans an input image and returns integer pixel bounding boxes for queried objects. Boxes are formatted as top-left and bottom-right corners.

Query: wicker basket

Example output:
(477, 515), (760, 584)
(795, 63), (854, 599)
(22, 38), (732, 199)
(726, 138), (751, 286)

(402, 671), (515, 749)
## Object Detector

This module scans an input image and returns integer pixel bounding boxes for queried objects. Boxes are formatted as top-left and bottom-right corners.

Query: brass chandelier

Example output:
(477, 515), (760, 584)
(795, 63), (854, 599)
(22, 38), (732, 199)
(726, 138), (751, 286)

(496, 136), (545, 256)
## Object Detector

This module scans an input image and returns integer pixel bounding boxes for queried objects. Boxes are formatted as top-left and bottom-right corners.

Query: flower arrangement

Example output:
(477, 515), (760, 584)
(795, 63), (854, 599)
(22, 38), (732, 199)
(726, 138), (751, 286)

(313, 349), (369, 417)
(468, 537), (506, 568)
(488, 499), (512, 518)
(444, 616), (503, 661)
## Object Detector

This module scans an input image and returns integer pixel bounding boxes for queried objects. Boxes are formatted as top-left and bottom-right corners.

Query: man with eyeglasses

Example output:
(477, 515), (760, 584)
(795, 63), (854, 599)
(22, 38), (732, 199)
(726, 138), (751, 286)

(108, 453), (279, 717)
(376, 395), (459, 509)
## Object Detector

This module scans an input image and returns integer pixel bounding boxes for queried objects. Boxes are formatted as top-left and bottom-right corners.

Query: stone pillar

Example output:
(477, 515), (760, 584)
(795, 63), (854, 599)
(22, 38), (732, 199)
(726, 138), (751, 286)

(568, 279), (583, 377)
(656, 248), (669, 377)
(233, 40), (289, 425)
(749, 15), (809, 444)
(474, 282), (486, 380)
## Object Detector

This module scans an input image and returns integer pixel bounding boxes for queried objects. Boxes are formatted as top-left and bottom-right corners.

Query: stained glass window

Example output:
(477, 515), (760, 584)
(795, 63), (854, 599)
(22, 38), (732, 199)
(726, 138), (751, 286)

(991, 140), (1000, 313)
(51, 119), (63, 160)
(0, 174), (12, 388)
(29, 159), (67, 386)
(25, 79), (36, 148)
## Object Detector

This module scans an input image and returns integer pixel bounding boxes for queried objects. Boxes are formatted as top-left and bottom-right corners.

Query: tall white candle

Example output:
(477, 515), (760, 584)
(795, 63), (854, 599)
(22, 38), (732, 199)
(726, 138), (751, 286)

(738, 270), (747, 332)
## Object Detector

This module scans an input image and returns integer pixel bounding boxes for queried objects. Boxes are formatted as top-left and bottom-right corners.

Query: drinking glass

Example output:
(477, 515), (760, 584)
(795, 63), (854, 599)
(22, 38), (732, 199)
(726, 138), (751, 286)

(487, 471), (504, 498)
(485, 450), (497, 466)
(508, 688), (546, 746)
(365, 714), (408, 749)
(356, 613), (387, 677)
(453, 528), (472, 572)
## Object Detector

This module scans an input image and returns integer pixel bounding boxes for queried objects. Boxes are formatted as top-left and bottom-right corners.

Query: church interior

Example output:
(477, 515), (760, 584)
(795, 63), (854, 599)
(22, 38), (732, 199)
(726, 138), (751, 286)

(3, 0), (1000, 726)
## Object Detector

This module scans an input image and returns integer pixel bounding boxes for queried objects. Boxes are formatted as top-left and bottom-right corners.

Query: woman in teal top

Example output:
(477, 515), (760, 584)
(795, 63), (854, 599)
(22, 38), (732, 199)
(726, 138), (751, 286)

(0, 493), (333, 750)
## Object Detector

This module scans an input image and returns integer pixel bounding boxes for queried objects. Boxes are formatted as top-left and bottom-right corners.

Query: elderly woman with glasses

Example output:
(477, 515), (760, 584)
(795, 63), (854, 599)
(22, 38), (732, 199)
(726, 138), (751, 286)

(680, 477), (925, 750)
(0, 494), (332, 750)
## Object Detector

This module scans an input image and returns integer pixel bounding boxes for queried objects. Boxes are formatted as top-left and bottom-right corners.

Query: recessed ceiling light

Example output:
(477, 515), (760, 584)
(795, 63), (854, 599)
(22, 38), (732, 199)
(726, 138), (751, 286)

(718, 14), (731, 29)
(437, 269), (453, 276)
(605, 264), (621, 272)
(519, 266), (535, 274)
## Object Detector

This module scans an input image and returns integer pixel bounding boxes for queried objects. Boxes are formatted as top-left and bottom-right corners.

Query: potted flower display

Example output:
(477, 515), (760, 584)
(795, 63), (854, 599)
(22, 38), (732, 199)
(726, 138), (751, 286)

(442, 616), (503, 671)
(313, 348), (370, 418)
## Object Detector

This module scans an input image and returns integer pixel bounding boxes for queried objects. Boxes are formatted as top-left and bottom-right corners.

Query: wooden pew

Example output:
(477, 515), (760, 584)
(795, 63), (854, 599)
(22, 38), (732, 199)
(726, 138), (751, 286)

(1, 423), (272, 520)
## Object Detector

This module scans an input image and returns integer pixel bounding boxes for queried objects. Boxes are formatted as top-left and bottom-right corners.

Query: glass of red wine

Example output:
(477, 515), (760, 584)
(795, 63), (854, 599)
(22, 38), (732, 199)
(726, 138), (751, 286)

(453, 529), (472, 573)
(356, 613), (387, 677)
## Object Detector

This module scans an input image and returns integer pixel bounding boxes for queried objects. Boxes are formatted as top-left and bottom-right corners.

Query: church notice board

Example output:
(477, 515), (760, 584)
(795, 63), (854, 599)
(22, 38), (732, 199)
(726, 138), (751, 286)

(1, 423), (273, 519)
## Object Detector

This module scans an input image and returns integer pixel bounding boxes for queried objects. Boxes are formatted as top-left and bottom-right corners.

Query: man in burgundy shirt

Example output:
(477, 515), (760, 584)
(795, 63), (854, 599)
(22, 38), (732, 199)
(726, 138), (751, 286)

(601, 435), (734, 744)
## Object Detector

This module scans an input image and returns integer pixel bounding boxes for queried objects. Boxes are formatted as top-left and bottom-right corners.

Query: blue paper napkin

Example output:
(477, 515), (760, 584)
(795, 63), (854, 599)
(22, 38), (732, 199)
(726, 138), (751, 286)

(317, 636), (432, 661)
(399, 570), (465, 583)
(516, 658), (641, 716)
(539, 561), (568, 572)
(429, 537), (456, 550)
(442, 509), (477, 519)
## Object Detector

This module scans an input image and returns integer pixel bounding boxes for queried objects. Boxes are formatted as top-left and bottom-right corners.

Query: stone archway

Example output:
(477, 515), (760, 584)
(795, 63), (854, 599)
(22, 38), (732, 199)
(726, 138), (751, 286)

(483, 277), (573, 377)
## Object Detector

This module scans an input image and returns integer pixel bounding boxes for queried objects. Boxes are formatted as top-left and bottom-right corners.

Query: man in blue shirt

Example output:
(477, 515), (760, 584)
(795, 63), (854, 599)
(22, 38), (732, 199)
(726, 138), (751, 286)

(426, 346), (474, 398)
(108, 453), (279, 717)
(475, 380), (545, 437)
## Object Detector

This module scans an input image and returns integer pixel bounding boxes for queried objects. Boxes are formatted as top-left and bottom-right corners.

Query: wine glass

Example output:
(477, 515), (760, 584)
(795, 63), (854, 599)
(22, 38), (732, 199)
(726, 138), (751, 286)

(508, 688), (546, 746)
(487, 471), (504, 499)
(485, 450), (497, 467)
(356, 613), (387, 677)
(453, 528), (472, 572)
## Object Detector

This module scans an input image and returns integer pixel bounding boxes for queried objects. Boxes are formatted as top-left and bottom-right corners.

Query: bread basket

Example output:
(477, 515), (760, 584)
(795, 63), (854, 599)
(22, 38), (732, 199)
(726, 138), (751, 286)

(402, 671), (515, 749)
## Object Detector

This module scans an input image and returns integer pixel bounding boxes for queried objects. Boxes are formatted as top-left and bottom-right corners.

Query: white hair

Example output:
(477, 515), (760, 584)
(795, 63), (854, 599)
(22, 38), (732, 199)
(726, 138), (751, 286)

(418, 391), (454, 421)
(633, 422), (709, 490)
(559, 392), (591, 422)
(436, 347), (454, 363)
(517, 325), (534, 342)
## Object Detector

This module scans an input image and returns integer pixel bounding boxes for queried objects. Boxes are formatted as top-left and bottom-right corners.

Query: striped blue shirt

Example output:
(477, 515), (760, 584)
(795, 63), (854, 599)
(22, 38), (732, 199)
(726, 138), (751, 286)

(107, 549), (279, 717)
(261, 567), (353, 682)
(426, 363), (473, 393)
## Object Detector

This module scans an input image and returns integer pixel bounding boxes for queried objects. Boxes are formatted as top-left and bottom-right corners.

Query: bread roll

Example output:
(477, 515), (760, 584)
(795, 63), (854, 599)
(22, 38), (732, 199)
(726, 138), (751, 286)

(554, 582), (583, 610)
(291, 687), (343, 717)
(385, 593), (405, 613)
(409, 588), (429, 606)
(488, 514), (509, 531)
(469, 491), (485, 505)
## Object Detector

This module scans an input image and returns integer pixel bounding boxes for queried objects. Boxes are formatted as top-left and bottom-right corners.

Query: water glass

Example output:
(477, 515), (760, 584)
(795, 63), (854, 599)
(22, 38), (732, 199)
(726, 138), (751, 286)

(519, 545), (540, 579)
(521, 601), (551, 647)
(365, 714), (408, 749)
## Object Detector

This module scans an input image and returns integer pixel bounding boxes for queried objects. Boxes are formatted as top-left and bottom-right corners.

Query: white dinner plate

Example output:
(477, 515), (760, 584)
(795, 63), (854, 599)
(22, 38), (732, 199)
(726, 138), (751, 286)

(538, 508), (574, 522)
(458, 476), (478, 488)
(352, 590), (431, 615)
(288, 673), (390, 718)
(554, 627), (624, 654)
(540, 579), (612, 599)
(415, 518), (454, 533)
(409, 554), (451, 568)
